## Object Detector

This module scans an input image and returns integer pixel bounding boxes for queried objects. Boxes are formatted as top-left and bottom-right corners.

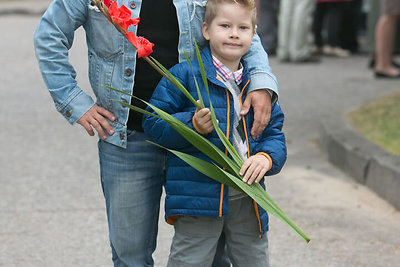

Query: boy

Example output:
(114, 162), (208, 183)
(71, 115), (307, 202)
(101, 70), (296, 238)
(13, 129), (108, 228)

(143, 0), (286, 266)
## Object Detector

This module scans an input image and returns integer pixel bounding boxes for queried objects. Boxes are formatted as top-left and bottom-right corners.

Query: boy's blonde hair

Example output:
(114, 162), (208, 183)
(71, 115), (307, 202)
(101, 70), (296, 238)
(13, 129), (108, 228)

(204, 0), (257, 28)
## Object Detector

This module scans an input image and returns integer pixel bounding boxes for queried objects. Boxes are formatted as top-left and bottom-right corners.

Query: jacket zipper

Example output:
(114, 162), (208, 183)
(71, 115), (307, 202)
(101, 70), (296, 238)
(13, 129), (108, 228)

(239, 80), (263, 237)
(219, 78), (263, 236)
(219, 87), (232, 217)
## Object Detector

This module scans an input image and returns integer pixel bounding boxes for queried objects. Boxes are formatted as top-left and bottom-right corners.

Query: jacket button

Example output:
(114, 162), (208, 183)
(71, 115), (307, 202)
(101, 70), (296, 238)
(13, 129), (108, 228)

(125, 68), (132, 76)
(120, 133), (124, 140)
(130, 2), (136, 9)
(65, 110), (72, 118)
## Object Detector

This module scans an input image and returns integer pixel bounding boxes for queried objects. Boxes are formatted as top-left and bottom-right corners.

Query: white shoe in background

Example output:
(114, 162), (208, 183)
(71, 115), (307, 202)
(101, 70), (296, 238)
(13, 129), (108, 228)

(323, 45), (350, 58)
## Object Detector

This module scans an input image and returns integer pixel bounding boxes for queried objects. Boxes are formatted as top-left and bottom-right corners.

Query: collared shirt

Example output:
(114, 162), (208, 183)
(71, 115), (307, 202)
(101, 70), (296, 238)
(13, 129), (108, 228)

(212, 55), (243, 85)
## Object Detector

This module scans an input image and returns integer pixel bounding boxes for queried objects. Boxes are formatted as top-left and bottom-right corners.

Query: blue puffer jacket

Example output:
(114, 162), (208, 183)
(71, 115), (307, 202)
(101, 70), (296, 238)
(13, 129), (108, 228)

(142, 46), (286, 236)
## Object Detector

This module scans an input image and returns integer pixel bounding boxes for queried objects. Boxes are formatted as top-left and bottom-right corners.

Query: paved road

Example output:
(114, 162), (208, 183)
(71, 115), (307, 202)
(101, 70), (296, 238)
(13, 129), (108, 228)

(1, 10), (400, 267)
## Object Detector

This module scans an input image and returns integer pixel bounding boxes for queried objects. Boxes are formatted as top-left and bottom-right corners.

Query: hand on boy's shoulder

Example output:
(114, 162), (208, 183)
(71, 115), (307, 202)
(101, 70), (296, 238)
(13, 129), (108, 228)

(240, 89), (272, 139)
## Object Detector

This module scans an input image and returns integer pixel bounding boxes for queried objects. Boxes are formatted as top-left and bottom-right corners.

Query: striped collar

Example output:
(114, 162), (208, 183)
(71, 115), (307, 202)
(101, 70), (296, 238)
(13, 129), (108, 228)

(212, 55), (243, 84)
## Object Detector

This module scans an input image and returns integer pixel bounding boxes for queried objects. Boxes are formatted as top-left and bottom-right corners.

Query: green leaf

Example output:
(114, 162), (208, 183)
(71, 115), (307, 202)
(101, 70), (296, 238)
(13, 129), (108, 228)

(147, 140), (242, 191)
(183, 50), (205, 109)
(145, 99), (241, 175)
(103, 85), (132, 97)
(104, 85), (240, 175)
(111, 99), (159, 118)
(149, 56), (201, 109)
(217, 168), (310, 243)
(193, 40), (243, 166)
(194, 40), (209, 102)
(149, 141), (310, 243)
(105, 74), (310, 242)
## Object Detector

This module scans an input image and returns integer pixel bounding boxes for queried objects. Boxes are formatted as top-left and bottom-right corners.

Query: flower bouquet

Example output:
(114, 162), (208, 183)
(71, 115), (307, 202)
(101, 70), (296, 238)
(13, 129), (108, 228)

(90, 0), (310, 243)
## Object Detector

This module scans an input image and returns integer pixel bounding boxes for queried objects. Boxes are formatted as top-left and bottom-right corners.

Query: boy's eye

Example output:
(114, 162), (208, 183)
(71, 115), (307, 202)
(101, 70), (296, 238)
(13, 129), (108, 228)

(220, 24), (229, 28)
(240, 26), (250, 30)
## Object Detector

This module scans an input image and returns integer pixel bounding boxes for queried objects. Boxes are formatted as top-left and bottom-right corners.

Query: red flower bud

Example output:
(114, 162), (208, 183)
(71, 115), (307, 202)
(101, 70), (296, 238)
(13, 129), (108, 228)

(108, 2), (140, 31)
(103, 0), (111, 7)
(126, 32), (154, 58)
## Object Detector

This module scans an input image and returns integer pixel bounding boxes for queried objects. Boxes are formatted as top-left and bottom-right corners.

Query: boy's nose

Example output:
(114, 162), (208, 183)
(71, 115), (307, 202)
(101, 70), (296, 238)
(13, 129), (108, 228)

(230, 28), (239, 38)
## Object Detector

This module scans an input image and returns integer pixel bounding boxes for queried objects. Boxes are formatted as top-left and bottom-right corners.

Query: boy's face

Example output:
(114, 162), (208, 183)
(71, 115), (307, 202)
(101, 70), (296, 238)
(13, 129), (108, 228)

(202, 3), (255, 70)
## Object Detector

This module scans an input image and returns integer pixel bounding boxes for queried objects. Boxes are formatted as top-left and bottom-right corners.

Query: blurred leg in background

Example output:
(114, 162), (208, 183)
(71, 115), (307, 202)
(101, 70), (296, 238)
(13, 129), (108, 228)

(278, 0), (318, 62)
(340, 0), (363, 54)
(374, 0), (400, 78)
(313, 1), (328, 54)
(257, 0), (280, 55)
(324, 2), (351, 57)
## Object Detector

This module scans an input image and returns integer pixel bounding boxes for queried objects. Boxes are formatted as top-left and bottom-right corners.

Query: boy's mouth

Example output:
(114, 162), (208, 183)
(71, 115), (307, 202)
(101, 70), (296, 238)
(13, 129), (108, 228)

(225, 43), (241, 47)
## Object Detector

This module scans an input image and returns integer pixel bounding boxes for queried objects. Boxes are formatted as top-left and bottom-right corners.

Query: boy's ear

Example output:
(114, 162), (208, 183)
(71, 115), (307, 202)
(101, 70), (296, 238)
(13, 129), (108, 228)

(202, 22), (210, 40)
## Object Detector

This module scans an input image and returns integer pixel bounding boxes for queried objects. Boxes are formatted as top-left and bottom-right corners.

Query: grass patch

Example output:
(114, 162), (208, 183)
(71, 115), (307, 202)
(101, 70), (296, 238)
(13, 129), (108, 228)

(347, 89), (400, 155)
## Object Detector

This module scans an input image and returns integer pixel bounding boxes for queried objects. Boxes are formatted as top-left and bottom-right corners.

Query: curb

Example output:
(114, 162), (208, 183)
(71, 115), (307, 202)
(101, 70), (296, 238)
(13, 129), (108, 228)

(0, 8), (45, 16)
(319, 115), (400, 210)
(0, 1), (49, 16)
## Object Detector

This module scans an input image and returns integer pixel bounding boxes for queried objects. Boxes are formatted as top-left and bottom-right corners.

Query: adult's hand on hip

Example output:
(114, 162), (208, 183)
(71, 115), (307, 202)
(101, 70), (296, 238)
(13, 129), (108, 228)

(77, 104), (116, 140)
(240, 89), (272, 139)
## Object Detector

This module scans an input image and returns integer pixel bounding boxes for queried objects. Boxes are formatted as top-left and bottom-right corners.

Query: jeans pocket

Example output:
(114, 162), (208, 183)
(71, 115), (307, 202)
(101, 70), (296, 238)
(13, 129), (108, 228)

(127, 129), (136, 138)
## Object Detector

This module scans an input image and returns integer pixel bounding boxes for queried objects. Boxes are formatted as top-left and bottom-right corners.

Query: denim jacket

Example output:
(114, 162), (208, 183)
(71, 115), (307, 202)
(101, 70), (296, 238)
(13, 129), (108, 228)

(34, 0), (278, 148)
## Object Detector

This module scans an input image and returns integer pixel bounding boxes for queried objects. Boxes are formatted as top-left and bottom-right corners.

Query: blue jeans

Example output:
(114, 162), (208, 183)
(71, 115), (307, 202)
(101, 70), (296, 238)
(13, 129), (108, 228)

(98, 130), (166, 267)
(98, 130), (230, 267)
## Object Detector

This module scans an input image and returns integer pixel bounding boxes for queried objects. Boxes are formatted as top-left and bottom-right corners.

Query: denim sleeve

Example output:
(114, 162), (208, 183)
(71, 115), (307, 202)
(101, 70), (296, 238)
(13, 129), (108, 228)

(242, 31), (279, 102)
(33, 0), (94, 124)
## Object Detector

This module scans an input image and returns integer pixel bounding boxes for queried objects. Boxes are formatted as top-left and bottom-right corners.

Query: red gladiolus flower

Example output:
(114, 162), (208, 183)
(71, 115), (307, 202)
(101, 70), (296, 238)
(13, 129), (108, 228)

(103, 0), (111, 7)
(135, 37), (155, 58)
(108, 2), (140, 31)
(126, 32), (155, 58)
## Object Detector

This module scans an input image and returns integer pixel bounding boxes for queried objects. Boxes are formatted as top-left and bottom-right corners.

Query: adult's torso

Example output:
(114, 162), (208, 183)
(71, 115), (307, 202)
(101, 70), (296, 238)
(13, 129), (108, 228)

(84, 0), (208, 147)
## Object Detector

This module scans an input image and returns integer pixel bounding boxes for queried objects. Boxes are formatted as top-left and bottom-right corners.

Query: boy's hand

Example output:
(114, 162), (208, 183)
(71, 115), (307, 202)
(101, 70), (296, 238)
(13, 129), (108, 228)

(239, 154), (270, 185)
(193, 105), (214, 134)
(240, 89), (272, 139)
(77, 104), (116, 140)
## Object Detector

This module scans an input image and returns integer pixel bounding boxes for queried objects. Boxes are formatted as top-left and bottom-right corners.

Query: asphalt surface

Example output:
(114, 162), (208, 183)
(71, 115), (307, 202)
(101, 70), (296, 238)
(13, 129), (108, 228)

(1, 1), (400, 266)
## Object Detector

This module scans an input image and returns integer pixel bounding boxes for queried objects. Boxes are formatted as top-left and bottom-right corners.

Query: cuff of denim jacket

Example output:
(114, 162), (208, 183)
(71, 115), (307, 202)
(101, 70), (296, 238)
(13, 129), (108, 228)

(192, 116), (207, 135)
(256, 152), (273, 172)
(58, 89), (95, 124)
(248, 71), (278, 103)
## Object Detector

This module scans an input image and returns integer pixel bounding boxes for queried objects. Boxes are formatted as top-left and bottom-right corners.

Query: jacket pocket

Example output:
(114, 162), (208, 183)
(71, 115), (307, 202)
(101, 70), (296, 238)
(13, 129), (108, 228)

(86, 4), (123, 59)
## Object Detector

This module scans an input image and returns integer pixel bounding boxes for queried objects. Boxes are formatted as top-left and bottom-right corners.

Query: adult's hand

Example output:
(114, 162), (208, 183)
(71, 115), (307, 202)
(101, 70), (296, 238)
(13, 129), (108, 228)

(77, 104), (116, 140)
(240, 89), (272, 139)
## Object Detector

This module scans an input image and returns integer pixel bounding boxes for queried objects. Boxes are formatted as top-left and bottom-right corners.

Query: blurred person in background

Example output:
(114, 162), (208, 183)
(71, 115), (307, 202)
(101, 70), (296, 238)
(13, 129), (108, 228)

(313, 0), (352, 57)
(277, 0), (319, 62)
(340, 0), (363, 53)
(367, 0), (400, 70)
(257, 0), (280, 55)
(374, 0), (400, 78)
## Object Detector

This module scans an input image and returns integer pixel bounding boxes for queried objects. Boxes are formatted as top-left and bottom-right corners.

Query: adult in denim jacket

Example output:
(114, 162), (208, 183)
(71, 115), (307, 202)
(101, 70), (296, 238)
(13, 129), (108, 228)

(34, 0), (278, 266)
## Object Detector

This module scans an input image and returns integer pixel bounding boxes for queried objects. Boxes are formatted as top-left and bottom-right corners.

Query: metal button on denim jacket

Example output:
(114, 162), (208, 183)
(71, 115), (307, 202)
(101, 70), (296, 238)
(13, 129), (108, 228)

(34, 0), (278, 148)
